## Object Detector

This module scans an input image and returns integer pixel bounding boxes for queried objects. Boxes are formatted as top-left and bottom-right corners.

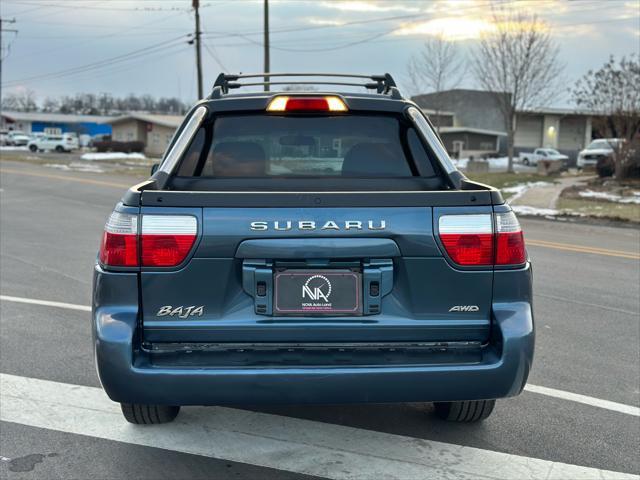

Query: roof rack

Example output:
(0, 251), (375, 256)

(212, 73), (402, 98)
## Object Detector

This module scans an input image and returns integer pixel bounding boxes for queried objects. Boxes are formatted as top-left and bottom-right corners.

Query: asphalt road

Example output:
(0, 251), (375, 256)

(1, 160), (638, 479)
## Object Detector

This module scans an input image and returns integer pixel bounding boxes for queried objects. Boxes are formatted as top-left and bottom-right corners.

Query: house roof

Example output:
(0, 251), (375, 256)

(105, 113), (184, 128)
(517, 106), (596, 116)
(439, 126), (506, 137)
(411, 90), (596, 117)
(421, 108), (455, 116)
(1, 110), (113, 123)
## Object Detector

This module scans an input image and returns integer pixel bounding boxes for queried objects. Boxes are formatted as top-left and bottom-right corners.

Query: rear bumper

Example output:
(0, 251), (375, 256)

(93, 307), (534, 406)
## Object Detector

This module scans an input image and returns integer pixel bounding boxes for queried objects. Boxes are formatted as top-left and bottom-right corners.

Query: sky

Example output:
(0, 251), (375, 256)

(1, 0), (639, 107)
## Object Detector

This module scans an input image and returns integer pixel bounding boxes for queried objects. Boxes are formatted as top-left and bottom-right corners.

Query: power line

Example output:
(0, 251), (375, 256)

(10, 10), (189, 63)
(3, 1), (190, 12)
(198, 0), (611, 41)
(203, 42), (227, 72)
(199, 18), (227, 73)
(2, 35), (188, 86)
(198, 0), (527, 39)
(38, 43), (191, 86)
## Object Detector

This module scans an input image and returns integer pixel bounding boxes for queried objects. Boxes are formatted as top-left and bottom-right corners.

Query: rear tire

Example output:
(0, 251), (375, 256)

(120, 403), (180, 424)
(55, 145), (64, 153)
(29, 144), (38, 152)
(433, 400), (495, 422)
(522, 158), (529, 166)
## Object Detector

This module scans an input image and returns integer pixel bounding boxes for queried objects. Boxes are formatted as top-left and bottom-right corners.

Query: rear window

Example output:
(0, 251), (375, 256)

(176, 114), (435, 177)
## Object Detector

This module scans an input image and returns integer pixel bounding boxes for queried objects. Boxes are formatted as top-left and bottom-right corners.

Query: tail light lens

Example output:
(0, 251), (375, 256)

(438, 211), (526, 267)
(99, 211), (138, 267)
(439, 214), (494, 266)
(267, 95), (348, 112)
(141, 215), (197, 267)
(99, 213), (197, 268)
(495, 211), (526, 265)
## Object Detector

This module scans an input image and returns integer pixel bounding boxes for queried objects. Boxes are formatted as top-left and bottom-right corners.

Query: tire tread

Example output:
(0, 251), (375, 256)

(120, 403), (180, 424)
(433, 400), (495, 422)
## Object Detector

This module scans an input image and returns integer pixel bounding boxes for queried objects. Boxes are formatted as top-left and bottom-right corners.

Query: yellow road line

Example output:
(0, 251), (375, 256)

(527, 239), (640, 260)
(0, 168), (130, 189)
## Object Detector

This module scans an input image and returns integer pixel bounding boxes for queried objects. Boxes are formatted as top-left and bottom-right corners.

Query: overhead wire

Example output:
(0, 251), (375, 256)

(2, 35), (189, 86)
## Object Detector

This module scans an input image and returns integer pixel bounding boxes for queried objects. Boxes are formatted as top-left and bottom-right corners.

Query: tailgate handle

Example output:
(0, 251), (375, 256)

(235, 238), (400, 259)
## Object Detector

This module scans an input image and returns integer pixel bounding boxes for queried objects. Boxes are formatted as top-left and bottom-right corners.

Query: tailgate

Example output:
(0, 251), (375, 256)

(139, 205), (494, 344)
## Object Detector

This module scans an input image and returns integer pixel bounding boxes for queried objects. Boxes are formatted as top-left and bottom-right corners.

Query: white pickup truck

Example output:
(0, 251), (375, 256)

(519, 148), (568, 166)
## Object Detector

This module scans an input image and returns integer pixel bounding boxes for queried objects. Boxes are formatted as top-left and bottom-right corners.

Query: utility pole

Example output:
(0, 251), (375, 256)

(263, 0), (270, 92)
(0, 17), (18, 113)
(192, 0), (203, 99)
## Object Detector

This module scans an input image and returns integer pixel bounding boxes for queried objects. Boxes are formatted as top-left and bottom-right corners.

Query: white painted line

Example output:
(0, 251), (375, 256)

(1, 374), (636, 480)
(3, 294), (639, 419)
(524, 384), (640, 417)
(0, 295), (91, 312)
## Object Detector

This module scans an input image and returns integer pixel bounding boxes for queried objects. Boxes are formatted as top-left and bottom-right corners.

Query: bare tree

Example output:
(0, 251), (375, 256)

(572, 55), (640, 179)
(471, 11), (563, 172)
(406, 35), (465, 131)
(1, 89), (37, 112)
(41, 97), (59, 112)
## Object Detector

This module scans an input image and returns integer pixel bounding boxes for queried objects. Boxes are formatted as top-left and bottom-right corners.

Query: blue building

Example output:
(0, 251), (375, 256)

(1, 111), (113, 138)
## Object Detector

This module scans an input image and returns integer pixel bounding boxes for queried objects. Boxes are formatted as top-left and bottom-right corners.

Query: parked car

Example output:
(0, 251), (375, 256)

(93, 73), (534, 425)
(577, 139), (623, 169)
(28, 133), (79, 152)
(89, 134), (112, 148)
(6, 130), (31, 146)
(519, 148), (569, 166)
(93, 139), (144, 153)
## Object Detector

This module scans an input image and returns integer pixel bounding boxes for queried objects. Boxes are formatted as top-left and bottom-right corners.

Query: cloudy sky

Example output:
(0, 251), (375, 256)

(1, 0), (639, 106)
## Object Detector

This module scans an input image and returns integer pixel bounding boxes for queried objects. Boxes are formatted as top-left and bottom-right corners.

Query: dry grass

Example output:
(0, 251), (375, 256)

(465, 172), (559, 190)
(557, 198), (640, 223)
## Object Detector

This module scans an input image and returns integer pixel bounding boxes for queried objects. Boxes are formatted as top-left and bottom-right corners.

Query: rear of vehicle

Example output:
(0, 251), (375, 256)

(61, 133), (79, 151)
(92, 74), (534, 425)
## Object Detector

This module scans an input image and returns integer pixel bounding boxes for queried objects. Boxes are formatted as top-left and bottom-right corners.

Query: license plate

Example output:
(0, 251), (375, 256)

(274, 270), (362, 316)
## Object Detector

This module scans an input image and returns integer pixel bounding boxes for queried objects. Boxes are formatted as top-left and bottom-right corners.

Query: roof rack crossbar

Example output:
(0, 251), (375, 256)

(213, 72), (399, 96)
(226, 81), (380, 89)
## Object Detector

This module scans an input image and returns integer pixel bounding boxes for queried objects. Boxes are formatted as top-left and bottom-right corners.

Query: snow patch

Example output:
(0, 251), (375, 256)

(502, 181), (554, 202)
(0, 146), (28, 151)
(81, 152), (146, 161)
(511, 205), (585, 218)
(511, 205), (561, 216)
(578, 189), (640, 204)
(44, 162), (105, 173)
(453, 156), (536, 173)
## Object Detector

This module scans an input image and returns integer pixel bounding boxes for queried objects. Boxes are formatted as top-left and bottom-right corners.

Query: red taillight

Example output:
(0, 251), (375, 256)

(99, 212), (138, 267)
(440, 233), (494, 265)
(438, 212), (526, 267)
(439, 214), (494, 266)
(285, 97), (330, 111)
(140, 215), (197, 267)
(495, 211), (527, 265)
(99, 213), (197, 268)
(266, 95), (348, 112)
